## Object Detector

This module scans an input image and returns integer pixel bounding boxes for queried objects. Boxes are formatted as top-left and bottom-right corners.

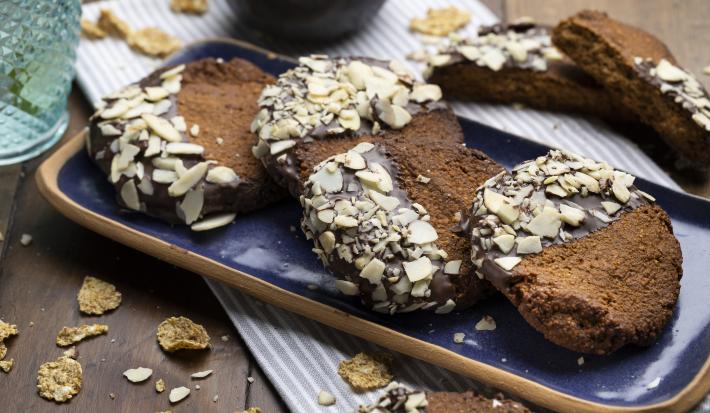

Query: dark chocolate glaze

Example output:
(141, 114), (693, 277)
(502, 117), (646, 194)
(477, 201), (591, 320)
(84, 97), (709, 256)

(432, 23), (602, 88)
(635, 58), (710, 126)
(88, 59), (278, 225)
(301, 143), (456, 313)
(469, 170), (650, 292)
(257, 56), (448, 198)
(358, 385), (427, 412)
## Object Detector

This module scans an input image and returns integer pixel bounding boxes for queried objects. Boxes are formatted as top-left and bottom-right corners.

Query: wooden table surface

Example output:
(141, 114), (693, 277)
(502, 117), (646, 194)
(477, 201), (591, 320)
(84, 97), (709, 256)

(0, 1), (708, 412)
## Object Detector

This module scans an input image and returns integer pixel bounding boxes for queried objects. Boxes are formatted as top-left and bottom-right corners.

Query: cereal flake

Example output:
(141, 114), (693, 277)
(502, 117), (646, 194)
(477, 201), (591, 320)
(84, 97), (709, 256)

(128, 28), (181, 58)
(156, 378), (166, 393)
(36, 356), (82, 402)
(98, 9), (132, 39)
(170, 0), (208, 14)
(0, 343), (6, 360)
(157, 316), (210, 352)
(0, 359), (13, 373)
(338, 352), (393, 391)
(0, 319), (18, 341)
(78, 276), (122, 315)
(410, 7), (471, 36)
(56, 324), (109, 347)
(80, 18), (107, 39)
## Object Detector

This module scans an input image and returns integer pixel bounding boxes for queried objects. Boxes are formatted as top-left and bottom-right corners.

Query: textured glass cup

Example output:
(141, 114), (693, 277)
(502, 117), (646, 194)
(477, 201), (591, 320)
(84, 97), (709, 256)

(0, 0), (81, 165)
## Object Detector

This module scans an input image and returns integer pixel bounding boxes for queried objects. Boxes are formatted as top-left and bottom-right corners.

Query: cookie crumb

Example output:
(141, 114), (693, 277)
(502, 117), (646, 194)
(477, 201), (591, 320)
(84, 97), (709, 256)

(212, 394), (218, 402)
(220, 335), (229, 342)
(190, 124), (200, 136)
(109, 392), (116, 400)
(20, 233), (32, 246)
(36, 356), (82, 402)
(80, 18), (107, 39)
(98, 9), (132, 39)
(577, 356), (585, 366)
(0, 319), (18, 341)
(155, 378), (166, 393)
(215, 137), (224, 145)
(63, 347), (77, 359)
(337, 352), (393, 391)
(170, 0), (208, 14)
(318, 390), (336, 406)
(157, 316), (210, 352)
(56, 324), (109, 346)
(0, 359), (14, 373)
(195, 384), (200, 390)
(123, 367), (153, 383)
(416, 174), (431, 184)
(247, 376), (254, 383)
(410, 7), (471, 36)
(475, 315), (496, 331)
(168, 386), (190, 403)
(453, 332), (465, 343)
(78, 276), (122, 315)
(127, 28), (181, 58)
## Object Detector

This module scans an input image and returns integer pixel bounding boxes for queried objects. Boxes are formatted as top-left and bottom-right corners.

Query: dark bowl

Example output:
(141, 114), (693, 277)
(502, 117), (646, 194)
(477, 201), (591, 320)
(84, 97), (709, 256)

(229, 0), (387, 41)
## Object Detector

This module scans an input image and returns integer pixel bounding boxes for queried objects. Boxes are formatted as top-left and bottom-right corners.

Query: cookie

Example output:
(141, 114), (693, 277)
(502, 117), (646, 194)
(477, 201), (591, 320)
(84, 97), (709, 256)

(552, 10), (710, 165)
(88, 58), (286, 230)
(424, 23), (635, 123)
(468, 149), (682, 354)
(358, 382), (532, 413)
(301, 141), (502, 314)
(251, 55), (464, 197)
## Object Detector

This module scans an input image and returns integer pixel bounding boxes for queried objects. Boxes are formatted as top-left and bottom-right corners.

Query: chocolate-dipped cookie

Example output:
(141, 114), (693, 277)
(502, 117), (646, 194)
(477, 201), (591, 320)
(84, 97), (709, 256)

(424, 23), (635, 123)
(468, 149), (682, 354)
(358, 382), (533, 413)
(87, 58), (286, 229)
(553, 10), (710, 165)
(300, 141), (502, 314)
(251, 55), (464, 197)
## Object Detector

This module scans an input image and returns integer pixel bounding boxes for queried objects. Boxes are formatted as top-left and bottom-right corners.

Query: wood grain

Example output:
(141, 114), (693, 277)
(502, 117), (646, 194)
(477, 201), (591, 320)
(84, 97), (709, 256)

(0, 87), (287, 412)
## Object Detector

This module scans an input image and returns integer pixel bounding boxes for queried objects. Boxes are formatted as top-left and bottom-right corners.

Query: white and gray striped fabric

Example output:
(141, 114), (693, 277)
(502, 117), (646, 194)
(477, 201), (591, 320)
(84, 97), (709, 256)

(77, 1), (708, 412)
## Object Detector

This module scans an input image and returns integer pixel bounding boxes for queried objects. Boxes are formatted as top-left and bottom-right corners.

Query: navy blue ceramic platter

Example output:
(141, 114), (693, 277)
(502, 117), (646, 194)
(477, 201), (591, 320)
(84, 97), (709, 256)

(38, 39), (710, 412)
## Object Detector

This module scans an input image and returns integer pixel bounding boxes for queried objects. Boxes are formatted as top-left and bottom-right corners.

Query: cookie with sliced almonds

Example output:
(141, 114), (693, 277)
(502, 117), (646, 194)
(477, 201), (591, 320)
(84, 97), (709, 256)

(358, 381), (532, 413)
(553, 10), (710, 165)
(424, 22), (634, 123)
(468, 149), (682, 354)
(301, 141), (502, 314)
(251, 54), (464, 197)
(88, 58), (286, 230)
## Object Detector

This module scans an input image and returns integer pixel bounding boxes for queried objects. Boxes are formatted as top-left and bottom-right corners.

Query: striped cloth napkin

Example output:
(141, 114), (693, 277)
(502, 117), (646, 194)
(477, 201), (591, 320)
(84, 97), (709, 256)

(77, 1), (707, 412)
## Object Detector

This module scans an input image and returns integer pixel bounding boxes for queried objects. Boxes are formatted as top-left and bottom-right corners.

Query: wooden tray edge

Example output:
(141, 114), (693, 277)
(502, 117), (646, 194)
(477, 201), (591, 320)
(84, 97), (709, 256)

(35, 131), (710, 413)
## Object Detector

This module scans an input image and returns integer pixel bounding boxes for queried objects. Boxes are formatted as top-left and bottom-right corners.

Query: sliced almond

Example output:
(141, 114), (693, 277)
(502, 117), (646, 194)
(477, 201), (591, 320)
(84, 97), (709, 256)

(612, 178), (631, 203)
(443, 260), (462, 275)
(123, 367), (153, 383)
(191, 213), (236, 231)
(166, 142), (204, 155)
(368, 190), (399, 211)
(309, 165), (343, 193)
(178, 188), (204, 225)
(525, 207), (562, 238)
(406, 220), (438, 245)
(601, 201), (622, 215)
(410, 84), (442, 103)
(168, 162), (207, 197)
(335, 280), (359, 296)
(359, 258), (385, 284)
(120, 180), (140, 211)
(402, 256), (433, 282)
(318, 231), (336, 253)
(269, 139), (296, 155)
(144, 86), (169, 101)
(334, 215), (358, 228)
(656, 59), (686, 82)
(169, 386), (190, 403)
(343, 150), (366, 170)
(142, 113), (181, 142)
(559, 204), (585, 226)
(206, 166), (238, 184)
(492, 234), (515, 254)
(516, 236), (542, 254)
(494, 256), (521, 271)
(152, 169), (178, 183)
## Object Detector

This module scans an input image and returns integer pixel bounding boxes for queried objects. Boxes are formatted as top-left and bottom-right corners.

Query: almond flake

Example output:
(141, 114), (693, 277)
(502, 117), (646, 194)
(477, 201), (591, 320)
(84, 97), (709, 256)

(406, 220), (438, 244)
(142, 113), (181, 142)
(190, 370), (213, 379)
(475, 315), (496, 331)
(169, 386), (190, 403)
(123, 367), (153, 383)
(402, 256), (433, 282)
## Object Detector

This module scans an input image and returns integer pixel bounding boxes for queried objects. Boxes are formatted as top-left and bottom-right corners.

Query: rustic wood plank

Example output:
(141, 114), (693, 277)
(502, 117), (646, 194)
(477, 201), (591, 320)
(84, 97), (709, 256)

(0, 87), (286, 412)
(0, 164), (21, 249)
(479, 0), (504, 20)
(503, 0), (710, 198)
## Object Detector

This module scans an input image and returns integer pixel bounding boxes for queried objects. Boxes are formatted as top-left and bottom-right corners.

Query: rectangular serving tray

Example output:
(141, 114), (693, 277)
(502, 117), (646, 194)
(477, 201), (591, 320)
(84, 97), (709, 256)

(37, 38), (710, 413)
